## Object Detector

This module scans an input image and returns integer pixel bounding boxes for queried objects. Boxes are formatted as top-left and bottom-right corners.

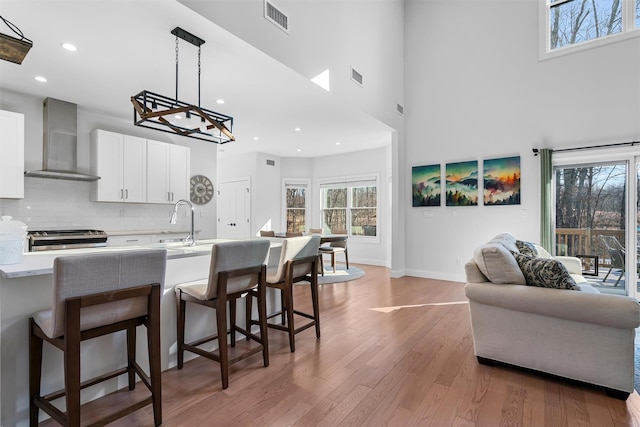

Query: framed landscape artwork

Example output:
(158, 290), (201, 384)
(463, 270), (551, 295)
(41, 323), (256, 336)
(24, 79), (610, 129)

(445, 160), (478, 206)
(483, 156), (521, 205)
(412, 164), (441, 206)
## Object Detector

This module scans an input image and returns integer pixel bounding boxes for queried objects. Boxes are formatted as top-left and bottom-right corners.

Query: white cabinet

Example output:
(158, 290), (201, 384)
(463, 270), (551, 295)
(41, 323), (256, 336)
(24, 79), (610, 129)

(146, 140), (190, 204)
(0, 110), (24, 199)
(90, 129), (147, 203)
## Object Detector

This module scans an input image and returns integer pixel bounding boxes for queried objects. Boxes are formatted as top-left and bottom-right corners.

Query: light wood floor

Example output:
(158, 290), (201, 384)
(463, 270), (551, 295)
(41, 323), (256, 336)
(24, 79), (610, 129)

(42, 264), (640, 426)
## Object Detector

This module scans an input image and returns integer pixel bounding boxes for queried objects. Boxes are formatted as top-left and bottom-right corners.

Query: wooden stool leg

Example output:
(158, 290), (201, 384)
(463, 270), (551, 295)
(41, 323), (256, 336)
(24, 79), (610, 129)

(176, 290), (186, 369)
(258, 280), (269, 367)
(284, 284), (296, 352)
(310, 274), (321, 340)
(64, 312), (82, 427)
(230, 298), (237, 347)
(148, 285), (162, 426)
(29, 319), (43, 427)
(126, 325), (136, 390)
(245, 291), (253, 340)
(216, 299), (229, 389)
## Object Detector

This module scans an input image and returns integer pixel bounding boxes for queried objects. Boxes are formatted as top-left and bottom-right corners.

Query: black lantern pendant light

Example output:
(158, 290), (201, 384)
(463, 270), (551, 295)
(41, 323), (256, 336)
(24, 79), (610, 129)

(131, 27), (235, 144)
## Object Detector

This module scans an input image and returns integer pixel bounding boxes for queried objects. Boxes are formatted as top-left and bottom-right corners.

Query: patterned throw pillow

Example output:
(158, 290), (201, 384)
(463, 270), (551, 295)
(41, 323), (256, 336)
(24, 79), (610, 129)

(511, 251), (580, 291)
(515, 240), (537, 257)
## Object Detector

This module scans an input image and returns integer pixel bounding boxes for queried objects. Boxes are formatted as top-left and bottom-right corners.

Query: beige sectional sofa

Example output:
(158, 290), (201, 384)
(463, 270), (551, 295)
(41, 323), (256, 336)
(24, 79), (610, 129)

(465, 232), (640, 399)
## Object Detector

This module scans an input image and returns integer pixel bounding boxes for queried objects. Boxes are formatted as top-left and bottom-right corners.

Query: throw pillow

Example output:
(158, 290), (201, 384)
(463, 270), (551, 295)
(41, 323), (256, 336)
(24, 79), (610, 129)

(516, 240), (537, 257)
(511, 251), (580, 291)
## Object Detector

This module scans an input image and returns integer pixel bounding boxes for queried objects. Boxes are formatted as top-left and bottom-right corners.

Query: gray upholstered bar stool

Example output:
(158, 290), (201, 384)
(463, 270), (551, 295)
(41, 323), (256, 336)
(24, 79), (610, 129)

(175, 239), (270, 389)
(29, 249), (167, 427)
(249, 235), (321, 352)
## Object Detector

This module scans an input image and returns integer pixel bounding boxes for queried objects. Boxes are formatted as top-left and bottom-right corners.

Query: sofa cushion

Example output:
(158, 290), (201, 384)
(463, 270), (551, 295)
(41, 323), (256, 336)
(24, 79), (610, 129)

(473, 243), (526, 285)
(516, 240), (537, 256)
(512, 251), (580, 290)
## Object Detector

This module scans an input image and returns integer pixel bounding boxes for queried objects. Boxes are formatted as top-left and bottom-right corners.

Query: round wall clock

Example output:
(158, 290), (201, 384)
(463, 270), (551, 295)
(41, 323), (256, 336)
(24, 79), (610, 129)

(190, 175), (214, 205)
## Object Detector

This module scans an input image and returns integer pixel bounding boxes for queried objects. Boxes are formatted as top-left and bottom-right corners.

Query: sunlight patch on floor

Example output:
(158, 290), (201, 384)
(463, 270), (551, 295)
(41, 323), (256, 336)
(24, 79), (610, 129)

(370, 301), (469, 313)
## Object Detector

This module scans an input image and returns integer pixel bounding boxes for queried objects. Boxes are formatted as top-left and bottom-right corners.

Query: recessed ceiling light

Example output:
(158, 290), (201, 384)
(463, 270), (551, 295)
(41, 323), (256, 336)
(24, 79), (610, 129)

(61, 43), (77, 52)
(216, 99), (225, 104)
(34, 76), (47, 83)
(294, 127), (301, 132)
(253, 137), (259, 141)
(297, 149), (302, 152)
(336, 142), (341, 145)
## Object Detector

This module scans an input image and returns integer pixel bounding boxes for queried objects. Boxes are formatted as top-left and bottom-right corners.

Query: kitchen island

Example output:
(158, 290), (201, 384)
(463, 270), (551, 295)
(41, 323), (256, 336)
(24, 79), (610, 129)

(0, 239), (282, 427)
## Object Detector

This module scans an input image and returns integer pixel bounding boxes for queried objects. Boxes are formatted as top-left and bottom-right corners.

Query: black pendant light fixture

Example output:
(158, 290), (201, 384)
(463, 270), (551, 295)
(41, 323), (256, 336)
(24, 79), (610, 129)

(0, 15), (33, 65)
(131, 27), (235, 144)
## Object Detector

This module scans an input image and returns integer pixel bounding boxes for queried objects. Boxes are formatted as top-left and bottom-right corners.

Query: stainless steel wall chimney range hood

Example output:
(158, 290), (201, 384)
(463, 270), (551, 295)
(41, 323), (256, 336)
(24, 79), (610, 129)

(24, 98), (100, 181)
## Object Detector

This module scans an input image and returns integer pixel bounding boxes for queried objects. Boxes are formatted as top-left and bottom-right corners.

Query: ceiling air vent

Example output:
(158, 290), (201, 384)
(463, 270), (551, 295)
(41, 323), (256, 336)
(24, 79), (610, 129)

(351, 67), (363, 86)
(266, 159), (276, 166)
(397, 103), (404, 116)
(264, 0), (289, 33)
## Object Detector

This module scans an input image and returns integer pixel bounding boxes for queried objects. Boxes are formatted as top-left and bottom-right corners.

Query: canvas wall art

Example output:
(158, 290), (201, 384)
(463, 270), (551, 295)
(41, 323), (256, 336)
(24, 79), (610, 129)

(445, 160), (478, 206)
(483, 156), (521, 205)
(412, 164), (441, 206)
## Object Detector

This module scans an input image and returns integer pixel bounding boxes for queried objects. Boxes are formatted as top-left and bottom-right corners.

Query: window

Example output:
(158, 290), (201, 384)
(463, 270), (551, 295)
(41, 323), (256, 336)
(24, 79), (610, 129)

(284, 181), (307, 233)
(320, 176), (378, 238)
(544, 0), (639, 52)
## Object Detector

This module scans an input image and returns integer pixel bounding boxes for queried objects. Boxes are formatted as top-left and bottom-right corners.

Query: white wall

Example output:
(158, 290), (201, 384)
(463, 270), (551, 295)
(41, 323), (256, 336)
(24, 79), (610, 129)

(404, 0), (640, 281)
(0, 89), (219, 238)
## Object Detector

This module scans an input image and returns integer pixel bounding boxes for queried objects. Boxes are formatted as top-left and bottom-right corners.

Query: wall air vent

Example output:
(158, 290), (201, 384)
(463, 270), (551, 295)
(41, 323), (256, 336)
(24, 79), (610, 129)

(266, 159), (276, 166)
(351, 67), (363, 86)
(264, 0), (289, 33)
(397, 103), (404, 116)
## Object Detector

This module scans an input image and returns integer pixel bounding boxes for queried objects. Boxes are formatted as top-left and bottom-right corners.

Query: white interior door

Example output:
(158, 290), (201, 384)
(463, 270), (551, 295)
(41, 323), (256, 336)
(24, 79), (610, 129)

(218, 179), (251, 238)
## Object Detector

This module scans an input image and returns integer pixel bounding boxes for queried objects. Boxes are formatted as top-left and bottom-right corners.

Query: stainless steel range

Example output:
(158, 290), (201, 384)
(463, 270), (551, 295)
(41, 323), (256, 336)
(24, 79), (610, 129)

(27, 229), (108, 252)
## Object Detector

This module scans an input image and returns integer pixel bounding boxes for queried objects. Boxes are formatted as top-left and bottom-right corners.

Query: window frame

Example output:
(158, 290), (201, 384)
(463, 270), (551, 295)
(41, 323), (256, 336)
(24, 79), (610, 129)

(319, 173), (380, 243)
(539, 0), (640, 60)
(282, 178), (310, 233)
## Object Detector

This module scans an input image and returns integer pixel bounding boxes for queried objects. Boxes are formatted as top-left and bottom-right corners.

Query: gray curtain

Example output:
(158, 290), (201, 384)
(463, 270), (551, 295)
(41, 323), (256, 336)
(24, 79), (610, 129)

(539, 148), (554, 253)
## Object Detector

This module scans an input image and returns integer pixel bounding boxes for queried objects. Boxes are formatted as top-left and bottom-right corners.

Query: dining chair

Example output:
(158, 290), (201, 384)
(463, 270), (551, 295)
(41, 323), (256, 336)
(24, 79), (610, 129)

(175, 239), (270, 389)
(319, 229), (349, 273)
(260, 230), (275, 237)
(308, 228), (323, 235)
(600, 235), (625, 286)
(248, 235), (321, 352)
(29, 249), (167, 427)
(285, 231), (303, 237)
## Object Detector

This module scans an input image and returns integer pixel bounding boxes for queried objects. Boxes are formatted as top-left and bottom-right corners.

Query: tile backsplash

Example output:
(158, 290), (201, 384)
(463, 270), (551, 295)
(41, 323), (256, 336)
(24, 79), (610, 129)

(0, 178), (195, 233)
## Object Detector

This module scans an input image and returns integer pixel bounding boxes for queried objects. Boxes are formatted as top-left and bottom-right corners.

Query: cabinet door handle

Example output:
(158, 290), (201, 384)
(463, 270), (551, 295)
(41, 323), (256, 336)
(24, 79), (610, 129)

(121, 189), (124, 199)
(167, 191), (171, 201)
(171, 192), (174, 201)
(125, 189), (129, 199)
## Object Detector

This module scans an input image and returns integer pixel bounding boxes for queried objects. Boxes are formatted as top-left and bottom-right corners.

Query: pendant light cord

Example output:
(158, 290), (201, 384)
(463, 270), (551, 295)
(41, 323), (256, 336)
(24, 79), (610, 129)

(175, 34), (179, 102)
(0, 15), (32, 43)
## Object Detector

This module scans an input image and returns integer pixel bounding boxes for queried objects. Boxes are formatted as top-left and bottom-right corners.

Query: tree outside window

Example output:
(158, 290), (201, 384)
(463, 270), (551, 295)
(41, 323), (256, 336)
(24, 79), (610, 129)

(548, 0), (639, 50)
(351, 186), (377, 236)
(321, 182), (377, 237)
(286, 187), (306, 233)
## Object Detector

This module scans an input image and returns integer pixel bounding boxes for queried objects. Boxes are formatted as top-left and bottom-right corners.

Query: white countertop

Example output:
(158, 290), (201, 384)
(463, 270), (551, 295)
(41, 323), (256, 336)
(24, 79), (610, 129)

(0, 239), (281, 279)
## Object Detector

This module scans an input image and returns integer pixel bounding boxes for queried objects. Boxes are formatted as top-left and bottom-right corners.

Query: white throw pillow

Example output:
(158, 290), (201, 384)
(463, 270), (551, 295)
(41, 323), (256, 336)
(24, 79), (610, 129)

(473, 242), (526, 285)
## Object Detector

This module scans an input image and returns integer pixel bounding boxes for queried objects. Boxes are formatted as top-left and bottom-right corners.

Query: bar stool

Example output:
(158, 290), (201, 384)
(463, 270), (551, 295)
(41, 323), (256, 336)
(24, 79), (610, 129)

(29, 249), (167, 427)
(175, 239), (270, 389)
(249, 235), (320, 352)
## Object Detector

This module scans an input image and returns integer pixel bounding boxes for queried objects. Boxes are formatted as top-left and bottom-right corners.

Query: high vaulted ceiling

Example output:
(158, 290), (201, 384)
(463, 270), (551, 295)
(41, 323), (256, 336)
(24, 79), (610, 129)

(0, 0), (392, 158)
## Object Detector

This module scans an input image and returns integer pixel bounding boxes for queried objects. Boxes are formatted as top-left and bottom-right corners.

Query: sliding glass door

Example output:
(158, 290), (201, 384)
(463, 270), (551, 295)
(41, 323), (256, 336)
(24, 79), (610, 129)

(554, 161), (629, 295)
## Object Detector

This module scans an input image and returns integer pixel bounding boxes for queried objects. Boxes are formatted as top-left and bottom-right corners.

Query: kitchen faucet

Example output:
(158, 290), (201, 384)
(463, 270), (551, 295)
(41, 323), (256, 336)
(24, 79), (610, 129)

(170, 199), (196, 246)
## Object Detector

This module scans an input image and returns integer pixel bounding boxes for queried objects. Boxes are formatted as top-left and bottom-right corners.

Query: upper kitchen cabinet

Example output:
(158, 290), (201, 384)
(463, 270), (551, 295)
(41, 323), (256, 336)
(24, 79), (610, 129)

(0, 110), (25, 199)
(146, 140), (190, 204)
(90, 129), (147, 203)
